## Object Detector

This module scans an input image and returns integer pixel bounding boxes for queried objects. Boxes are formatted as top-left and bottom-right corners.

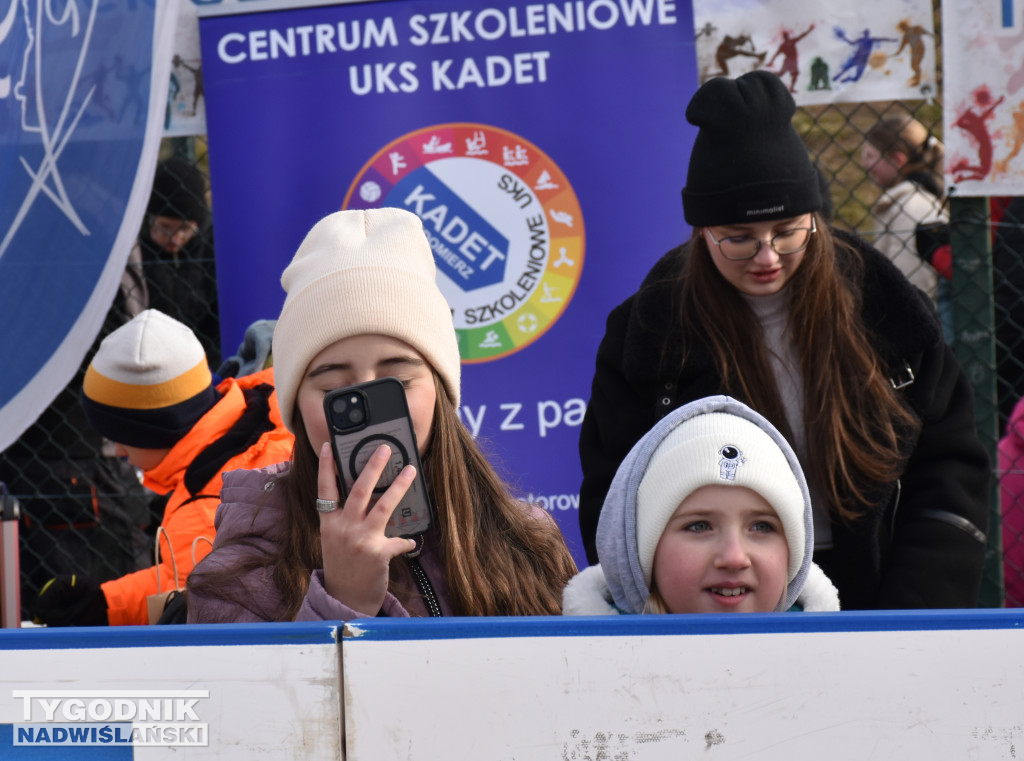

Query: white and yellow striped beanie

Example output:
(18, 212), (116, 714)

(81, 309), (218, 448)
(272, 208), (460, 432)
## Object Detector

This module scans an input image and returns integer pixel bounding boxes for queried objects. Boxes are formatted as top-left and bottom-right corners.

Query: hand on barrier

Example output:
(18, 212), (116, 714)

(31, 574), (109, 627)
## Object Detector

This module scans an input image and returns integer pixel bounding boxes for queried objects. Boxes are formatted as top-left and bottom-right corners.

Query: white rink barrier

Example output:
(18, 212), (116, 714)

(2, 610), (1023, 759)
(1, 622), (341, 759)
(340, 610), (1024, 760)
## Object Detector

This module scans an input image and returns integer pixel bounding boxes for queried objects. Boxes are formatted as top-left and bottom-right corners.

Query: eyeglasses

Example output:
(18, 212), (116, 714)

(151, 219), (200, 241)
(704, 217), (816, 261)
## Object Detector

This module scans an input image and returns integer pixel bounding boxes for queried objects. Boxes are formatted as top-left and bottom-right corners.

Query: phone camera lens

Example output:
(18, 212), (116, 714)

(348, 408), (365, 424)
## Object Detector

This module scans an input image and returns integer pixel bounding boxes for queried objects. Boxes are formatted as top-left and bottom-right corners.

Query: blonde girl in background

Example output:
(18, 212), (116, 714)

(862, 113), (951, 340)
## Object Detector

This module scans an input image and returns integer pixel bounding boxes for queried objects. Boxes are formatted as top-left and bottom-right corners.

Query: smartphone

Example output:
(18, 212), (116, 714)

(323, 377), (432, 538)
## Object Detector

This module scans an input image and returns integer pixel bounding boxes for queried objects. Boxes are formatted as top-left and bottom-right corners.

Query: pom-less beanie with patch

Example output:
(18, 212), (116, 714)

(681, 70), (822, 227)
(272, 208), (461, 432)
(81, 309), (218, 449)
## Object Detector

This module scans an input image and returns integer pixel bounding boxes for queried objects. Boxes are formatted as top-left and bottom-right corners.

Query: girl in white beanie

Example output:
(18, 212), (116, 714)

(188, 208), (576, 622)
(564, 396), (839, 615)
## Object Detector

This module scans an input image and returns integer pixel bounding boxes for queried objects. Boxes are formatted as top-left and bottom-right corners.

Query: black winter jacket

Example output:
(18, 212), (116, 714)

(578, 230), (990, 609)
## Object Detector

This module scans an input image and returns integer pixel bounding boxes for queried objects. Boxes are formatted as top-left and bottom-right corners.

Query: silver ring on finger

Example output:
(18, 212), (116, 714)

(315, 498), (339, 513)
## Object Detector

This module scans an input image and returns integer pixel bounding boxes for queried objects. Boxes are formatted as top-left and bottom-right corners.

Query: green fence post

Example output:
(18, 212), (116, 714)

(949, 195), (1003, 607)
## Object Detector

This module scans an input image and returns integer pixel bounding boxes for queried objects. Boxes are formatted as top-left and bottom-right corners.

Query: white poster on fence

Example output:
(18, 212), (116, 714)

(164, 0), (207, 136)
(942, 0), (1024, 196)
(692, 0), (936, 105)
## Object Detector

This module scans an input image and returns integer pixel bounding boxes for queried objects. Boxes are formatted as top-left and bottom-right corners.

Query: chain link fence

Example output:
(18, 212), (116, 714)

(0, 137), (219, 620)
(3, 22), (1023, 615)
(799, 91), (1018, 607)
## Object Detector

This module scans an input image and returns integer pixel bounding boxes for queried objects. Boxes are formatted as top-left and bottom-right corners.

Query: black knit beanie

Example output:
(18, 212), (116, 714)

(681, 71), (822, 227)
(148, 157), (209, 227)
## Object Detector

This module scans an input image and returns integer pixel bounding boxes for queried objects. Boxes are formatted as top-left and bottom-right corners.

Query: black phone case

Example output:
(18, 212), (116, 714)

(323, 378), (432, 538)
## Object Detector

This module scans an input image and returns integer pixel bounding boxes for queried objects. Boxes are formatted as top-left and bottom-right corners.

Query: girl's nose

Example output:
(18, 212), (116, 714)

(750, 238), (780, 265)
(715, 531), (752, 569)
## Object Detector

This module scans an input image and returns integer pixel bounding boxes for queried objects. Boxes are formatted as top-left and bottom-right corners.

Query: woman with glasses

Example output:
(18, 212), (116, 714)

(577, 71), (989, 610)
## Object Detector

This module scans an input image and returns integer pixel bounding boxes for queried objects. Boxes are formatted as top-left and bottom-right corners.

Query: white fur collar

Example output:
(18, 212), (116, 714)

(796, 562), (841, 612)
(562, 565), (621, 616)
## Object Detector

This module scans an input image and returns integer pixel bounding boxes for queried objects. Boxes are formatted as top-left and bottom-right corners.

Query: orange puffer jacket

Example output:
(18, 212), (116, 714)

(101, 367), (294, 625)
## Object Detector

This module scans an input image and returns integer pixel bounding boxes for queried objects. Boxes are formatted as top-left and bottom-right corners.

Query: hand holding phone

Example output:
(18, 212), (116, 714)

(315, 440), (418, 616)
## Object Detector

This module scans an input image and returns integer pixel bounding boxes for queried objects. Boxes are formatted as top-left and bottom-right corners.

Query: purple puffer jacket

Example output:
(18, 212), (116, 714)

(187, 461), (454, 622)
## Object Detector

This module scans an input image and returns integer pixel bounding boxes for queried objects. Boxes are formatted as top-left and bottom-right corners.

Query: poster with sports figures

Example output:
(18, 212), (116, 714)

(198, 0), (698, 566)
(0, 0), (178, 454)
(942, 0), (1024, 196)
(692, 0), (936, 106)
(164, 0), (206, 136)
(165, 0), (263, 137)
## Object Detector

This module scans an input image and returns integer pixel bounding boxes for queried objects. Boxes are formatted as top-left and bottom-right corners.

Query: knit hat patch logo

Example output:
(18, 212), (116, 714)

(718, 445), (746, 481)
(343, 123), (585, 363)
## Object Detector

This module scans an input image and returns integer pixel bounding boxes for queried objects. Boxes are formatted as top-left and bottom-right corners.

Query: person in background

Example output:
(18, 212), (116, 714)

(861, 113), (951, 341)
(564, 396), (839, 615)
(134, 157), (221, 366)
(998, 395), (1024, 607)
(187, 208), (577, 622)
(2, 157), (220, 620)
(578, 71), (989, 610)
(30, 310), (293, 626)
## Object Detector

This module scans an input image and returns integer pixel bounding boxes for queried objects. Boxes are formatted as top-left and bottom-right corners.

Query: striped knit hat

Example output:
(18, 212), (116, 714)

(81, 309), (219, 449)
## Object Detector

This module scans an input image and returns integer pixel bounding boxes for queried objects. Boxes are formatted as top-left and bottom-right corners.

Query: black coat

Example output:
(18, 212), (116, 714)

(578, 230), (990, 609)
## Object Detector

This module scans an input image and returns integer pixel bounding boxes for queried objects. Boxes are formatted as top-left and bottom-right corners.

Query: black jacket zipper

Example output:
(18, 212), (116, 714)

(408, 557), (442, 617)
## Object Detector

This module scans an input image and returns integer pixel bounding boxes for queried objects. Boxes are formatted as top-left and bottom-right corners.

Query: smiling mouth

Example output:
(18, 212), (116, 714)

(709, 587), (749, 597)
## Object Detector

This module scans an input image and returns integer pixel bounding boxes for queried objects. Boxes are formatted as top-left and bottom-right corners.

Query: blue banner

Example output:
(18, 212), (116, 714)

(0, 0), (179, 453)
(199, 0), (698, 565)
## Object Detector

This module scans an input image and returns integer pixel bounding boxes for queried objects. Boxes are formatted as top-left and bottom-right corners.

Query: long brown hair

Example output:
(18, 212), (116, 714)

(676, 215), (920, 524)
(190, 372), (576, 619)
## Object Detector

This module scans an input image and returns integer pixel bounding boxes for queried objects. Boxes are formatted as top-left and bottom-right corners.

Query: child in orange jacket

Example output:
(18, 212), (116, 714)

(30, 309), (294, 626)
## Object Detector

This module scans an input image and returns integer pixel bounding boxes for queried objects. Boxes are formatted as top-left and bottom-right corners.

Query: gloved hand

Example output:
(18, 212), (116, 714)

(30, 574), (109, 627)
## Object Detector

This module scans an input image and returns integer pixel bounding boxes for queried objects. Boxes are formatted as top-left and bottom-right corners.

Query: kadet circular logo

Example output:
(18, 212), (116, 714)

(343, 123), (584, 362)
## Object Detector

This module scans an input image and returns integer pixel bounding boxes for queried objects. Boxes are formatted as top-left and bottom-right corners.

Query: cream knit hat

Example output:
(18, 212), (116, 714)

(636, 410), (807, 587)
(272, 208), (461, 431)
(81, 309), (218, 448)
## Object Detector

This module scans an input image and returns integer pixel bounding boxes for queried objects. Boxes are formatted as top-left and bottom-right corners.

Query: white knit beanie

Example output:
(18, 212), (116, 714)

(81, 309), (217, 448)
(636, 411), (807, 587)
(273, 208), (461, 431)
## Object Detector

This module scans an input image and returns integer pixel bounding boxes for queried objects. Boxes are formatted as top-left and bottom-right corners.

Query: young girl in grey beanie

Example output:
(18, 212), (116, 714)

(188, 208), (576, 621)
(565, 396), (839, 615)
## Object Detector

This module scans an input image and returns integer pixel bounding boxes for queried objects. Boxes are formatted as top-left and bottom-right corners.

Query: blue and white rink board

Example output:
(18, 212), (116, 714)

(0, 622), (342, 759)
(340, 611), (1024, 760)
(1, 611), (1022, 759)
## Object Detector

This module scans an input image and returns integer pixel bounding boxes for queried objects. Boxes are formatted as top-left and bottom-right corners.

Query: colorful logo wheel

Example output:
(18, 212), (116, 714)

(343, 123), (584, 363)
